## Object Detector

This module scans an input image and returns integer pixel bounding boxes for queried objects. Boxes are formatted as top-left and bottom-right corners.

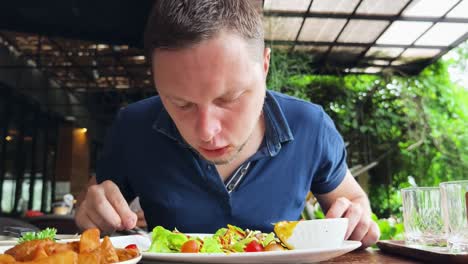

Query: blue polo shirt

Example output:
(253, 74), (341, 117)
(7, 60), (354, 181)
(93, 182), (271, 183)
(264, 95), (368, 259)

(96, 90), (347, 233)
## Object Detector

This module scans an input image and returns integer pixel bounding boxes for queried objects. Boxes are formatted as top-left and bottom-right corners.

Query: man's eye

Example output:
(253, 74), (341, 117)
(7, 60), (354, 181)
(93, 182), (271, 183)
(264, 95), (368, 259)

(179, 104), (193, 110)
(173, 101), (193, 110)
(218, 95), (241, 105)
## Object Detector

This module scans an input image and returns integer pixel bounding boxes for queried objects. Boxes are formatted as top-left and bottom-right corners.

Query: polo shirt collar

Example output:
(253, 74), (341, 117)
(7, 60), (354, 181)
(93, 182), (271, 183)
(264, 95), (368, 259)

(262, 90), (294, 157)
(152, 108), (190, 148)
(152, 90), (294, 156)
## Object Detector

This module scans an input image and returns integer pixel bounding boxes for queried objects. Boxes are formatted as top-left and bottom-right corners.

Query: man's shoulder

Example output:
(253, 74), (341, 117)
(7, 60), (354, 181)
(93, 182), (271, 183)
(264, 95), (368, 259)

(268, 90), (326, 125)
(123, 95), (163, 113)
(118, 96), (163, 123)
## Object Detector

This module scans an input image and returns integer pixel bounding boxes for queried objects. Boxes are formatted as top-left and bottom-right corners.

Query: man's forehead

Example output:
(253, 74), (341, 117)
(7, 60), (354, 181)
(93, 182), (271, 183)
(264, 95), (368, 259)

(162, 86), (244, 101)
(168, 86), (244, 101)
(152, 30), (262, 63)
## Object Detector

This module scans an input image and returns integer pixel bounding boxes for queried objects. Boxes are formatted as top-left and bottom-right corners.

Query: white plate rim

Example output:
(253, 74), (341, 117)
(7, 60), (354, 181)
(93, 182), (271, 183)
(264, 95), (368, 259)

(142, 240), (361, 259)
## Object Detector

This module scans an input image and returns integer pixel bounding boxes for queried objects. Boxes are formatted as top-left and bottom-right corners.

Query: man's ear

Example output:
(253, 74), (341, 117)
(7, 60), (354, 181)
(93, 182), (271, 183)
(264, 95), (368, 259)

(263, 47), (271, 78)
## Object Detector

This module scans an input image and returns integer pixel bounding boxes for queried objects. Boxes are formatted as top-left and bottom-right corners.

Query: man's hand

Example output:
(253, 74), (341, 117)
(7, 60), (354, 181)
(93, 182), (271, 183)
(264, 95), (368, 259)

(135, 210), (147, 229)
(325, 197), (380, 248)
(75, 180), (137, 234)
(316, 171), (381, 248)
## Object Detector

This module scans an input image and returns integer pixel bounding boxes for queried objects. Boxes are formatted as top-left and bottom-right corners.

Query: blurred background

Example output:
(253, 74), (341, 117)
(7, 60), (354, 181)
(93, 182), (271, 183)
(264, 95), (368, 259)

(0, 0), (467, 237)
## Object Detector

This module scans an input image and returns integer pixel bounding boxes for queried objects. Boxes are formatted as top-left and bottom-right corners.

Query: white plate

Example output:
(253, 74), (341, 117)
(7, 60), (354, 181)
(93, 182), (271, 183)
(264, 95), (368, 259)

(0, 236), (142, 264)
(0, 236), (17, 247)
(129, 233), (361, 264)
(0, 234), (80, 247)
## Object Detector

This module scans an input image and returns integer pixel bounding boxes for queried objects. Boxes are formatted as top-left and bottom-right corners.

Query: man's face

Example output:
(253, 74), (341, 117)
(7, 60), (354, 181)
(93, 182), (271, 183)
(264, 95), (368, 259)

(153, 31), (270, 164)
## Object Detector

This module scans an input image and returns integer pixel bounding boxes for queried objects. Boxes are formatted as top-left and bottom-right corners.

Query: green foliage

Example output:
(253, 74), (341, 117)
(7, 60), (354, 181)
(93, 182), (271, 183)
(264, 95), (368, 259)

(18, 228), (57, 243)
(267, 43), (468, 219)
(372, 214), (405, 241)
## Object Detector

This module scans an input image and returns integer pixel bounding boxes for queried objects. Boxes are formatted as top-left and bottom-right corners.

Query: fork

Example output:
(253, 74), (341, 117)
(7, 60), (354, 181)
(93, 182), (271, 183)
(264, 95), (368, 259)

(2, 226), (37, 238)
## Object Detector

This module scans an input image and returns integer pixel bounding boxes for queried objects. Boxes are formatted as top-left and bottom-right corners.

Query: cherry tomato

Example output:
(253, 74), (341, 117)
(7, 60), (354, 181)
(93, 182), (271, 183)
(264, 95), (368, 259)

(181, 240), (200, 253)
(244, 240), (264, 252)
(125, 244), (138, 250)
(264, 243), (285, 251)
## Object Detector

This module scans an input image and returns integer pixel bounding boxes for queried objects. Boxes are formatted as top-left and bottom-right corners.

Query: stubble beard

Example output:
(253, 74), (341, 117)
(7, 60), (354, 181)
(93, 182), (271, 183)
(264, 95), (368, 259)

(210, 137), (250, 165)
(202, 113), (262, 165)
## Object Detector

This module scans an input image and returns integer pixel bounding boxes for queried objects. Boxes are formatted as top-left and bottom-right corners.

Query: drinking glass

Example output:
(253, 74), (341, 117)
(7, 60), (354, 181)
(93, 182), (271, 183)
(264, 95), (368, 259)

(440, 180), (468, 253)
(401, 187), (446, 246)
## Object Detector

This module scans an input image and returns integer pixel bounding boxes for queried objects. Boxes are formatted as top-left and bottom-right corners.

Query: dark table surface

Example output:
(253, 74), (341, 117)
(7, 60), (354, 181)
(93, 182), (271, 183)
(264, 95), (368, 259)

(323, 248), (423, 263)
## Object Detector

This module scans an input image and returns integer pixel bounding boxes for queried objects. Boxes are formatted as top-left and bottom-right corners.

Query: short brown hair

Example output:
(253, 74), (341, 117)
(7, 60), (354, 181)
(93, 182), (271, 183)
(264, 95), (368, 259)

(144, 0), (264, 57)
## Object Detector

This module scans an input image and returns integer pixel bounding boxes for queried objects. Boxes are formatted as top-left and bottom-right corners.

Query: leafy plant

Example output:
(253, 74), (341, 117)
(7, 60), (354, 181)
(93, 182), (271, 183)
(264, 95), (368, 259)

(268, 41), (468, 219)
(372, 214), (405, 241)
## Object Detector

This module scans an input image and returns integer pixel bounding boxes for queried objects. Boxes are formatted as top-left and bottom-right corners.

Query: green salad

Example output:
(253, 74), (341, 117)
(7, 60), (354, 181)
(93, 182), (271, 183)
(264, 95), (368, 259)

(147, 224), (286, 253)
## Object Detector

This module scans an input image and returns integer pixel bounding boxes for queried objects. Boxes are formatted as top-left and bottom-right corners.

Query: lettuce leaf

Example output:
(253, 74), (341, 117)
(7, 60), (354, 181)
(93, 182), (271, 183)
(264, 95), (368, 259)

(200, 236), (223, 253)
(167, 232), (188, 251)
(148, 226), (188, 253)
(231, 237), (254, 252)
(213, 228), (227, 238)
(18, 228), (56, 244)
(261, 232), (276, 247)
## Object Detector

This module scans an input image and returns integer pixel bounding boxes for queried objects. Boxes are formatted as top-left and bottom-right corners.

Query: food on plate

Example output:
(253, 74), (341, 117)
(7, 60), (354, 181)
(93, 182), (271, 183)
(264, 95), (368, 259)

(0, 228), (139, 263)
(274, 218), (349, 249)
(148, 224), (286, 253)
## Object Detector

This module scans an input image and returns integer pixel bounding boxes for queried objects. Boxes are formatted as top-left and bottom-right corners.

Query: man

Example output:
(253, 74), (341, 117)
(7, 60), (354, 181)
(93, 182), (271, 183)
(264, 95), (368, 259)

(75, 0), (380, 248)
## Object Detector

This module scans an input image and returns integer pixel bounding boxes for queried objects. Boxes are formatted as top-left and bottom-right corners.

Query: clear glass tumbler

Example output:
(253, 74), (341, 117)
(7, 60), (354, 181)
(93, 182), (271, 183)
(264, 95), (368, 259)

(440, 180), (468, 253)
(401, 187), (446, 246)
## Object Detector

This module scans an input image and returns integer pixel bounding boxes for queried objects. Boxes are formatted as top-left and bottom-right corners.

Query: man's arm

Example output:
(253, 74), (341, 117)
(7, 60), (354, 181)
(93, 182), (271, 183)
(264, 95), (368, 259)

(315, 169), (380, 248)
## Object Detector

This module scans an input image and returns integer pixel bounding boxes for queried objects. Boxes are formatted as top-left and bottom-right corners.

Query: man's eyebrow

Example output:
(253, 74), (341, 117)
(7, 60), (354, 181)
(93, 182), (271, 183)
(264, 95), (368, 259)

(166, 89), (245, 102)
(219, 89), (245, 98)
(167, 95), (189, 102)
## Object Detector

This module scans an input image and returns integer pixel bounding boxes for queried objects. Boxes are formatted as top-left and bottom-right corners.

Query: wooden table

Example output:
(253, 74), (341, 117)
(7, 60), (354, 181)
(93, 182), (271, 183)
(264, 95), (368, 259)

(323, 249), (423, 263)
(139, 249), (423, 263)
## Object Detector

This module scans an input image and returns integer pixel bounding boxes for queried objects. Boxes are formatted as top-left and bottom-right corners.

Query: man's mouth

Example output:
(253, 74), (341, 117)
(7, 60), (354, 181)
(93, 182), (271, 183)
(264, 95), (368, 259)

(199, 146), (230, 158)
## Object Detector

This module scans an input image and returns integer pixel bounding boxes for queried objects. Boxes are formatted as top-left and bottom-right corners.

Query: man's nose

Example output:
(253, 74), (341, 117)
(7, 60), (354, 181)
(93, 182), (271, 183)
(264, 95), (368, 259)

(197, 106), (221, 142)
